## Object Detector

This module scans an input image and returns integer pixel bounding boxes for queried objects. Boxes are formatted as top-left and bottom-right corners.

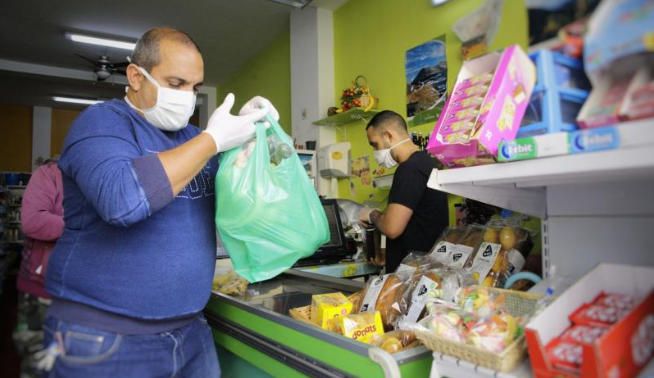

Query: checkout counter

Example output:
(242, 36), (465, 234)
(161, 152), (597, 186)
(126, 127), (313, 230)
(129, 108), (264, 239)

(205, 199), (434, 377)
(205, 269), (433, 378)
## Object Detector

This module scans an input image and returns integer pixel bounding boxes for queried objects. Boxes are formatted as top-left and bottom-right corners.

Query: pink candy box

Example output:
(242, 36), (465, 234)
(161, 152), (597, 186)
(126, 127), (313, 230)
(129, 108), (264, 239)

(427, 45), (536, 168)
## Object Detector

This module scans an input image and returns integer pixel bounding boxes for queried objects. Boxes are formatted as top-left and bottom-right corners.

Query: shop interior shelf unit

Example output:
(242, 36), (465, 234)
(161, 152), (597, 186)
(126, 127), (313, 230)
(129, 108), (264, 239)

(313, 108), (378, 126)
(427, 118), (654, 280)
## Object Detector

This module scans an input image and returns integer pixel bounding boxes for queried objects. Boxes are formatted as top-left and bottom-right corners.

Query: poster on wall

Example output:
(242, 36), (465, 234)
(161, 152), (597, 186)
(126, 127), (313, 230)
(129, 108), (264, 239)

(351, 156), (372, 186)
(406, 35), (448, 127)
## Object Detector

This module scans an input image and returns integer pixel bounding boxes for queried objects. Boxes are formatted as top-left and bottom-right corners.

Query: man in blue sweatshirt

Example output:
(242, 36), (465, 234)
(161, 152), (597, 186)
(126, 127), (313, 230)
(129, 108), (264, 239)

(41, 27), (273, 377)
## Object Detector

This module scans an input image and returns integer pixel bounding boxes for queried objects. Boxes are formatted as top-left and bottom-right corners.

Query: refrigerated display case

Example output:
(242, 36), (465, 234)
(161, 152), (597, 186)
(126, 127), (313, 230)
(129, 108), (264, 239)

(205, 269), (433, 377)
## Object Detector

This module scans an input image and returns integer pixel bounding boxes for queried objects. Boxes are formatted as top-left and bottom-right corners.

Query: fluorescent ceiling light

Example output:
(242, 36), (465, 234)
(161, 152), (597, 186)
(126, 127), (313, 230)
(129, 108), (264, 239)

(53, 96), (103, 105)
(269, 0), (312, 8)
(66, 33), (136, 51)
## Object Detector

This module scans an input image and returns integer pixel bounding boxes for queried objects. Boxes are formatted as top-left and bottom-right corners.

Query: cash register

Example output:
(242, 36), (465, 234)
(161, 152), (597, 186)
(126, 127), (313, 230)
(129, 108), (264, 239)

(293, 198), (357, 267)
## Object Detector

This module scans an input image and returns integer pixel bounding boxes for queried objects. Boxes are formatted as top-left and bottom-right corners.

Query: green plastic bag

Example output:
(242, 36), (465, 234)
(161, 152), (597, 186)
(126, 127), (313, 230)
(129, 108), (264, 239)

(215, 116), (329, 282)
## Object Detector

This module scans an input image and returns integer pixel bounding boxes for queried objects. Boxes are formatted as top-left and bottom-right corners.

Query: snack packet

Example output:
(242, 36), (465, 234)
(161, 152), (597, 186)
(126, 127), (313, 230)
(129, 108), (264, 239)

(339, 311), (384, 344)
(311, 292), (353, 332)
(371, 330), (419, 353)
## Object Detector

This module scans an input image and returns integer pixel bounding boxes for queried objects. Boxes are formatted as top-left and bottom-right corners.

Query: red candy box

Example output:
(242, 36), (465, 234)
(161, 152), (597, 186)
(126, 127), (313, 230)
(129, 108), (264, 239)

(560, 325), (606, 345)
(570, 304), (626, 328)
(546, 337), (583, 374)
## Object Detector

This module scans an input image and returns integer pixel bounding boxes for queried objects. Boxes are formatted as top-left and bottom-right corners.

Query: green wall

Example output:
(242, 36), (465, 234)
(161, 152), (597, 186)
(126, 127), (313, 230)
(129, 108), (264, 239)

(218, 30), (292, 134)
(332, 0), (528, 204)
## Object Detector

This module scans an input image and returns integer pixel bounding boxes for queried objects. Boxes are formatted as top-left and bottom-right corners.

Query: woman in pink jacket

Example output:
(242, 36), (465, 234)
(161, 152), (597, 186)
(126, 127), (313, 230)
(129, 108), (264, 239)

(14, 159), (63, 375)
(18, 160), (64, 298)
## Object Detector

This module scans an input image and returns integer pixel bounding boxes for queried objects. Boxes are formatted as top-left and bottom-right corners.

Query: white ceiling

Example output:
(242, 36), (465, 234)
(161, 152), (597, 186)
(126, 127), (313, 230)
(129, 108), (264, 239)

(0, 0), (306, 109)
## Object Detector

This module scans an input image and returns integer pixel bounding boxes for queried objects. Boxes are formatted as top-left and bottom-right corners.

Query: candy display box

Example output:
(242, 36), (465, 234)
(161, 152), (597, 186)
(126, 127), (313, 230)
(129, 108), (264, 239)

(427, 45), (536, 168)
(517, 50), (590, 138)
(526, 264), (654, 378)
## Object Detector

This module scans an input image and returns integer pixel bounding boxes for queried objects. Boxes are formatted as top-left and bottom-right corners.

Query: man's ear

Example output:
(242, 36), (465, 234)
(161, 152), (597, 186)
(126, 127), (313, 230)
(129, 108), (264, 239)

(126, 64), (144, 92)
(383, 128), (395, 144)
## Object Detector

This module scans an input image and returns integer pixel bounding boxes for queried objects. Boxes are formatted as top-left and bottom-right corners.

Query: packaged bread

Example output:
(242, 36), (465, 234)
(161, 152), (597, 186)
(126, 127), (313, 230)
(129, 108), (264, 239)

(395, 252), (438, 281)
(451, 226), (484, 270)
(399, 268), (474, 324)
(429, 226), (483, 270)
(347, 291), (364, 313)
(359, 274), (406, 330)
(339, 311), (384, 344)
(429, 227), (466, 265)
(311, 292), (353, 332)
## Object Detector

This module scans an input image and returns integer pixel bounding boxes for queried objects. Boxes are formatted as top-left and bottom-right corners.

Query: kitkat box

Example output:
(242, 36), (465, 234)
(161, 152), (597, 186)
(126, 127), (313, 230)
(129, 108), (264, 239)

(526, 264), (654, 378)
(427, 45), (536, 167)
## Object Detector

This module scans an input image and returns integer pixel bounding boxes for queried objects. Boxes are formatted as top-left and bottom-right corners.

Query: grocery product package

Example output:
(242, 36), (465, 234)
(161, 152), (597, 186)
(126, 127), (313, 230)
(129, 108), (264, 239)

(429, 226), (484, 270)
(399, 286), (540, 372)
(371, 330), (420, 353)
(397, 268), (475, 324)
(339, 311), (384, 344)
(426, 45), (536, 167)
(215, 116), (329, 282)
(359, 274), (406, 330)
(311, 292), (353, 332)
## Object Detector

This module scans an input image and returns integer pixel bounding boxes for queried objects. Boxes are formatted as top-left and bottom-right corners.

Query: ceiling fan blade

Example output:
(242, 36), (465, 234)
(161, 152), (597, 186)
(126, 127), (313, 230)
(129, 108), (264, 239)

(75, 53), (98, 67)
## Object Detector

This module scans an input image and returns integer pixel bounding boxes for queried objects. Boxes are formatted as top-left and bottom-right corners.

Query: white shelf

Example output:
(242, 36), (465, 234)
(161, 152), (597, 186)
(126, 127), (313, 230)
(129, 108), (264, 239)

(427, 120), (654, 218)
(430, 352), (532, 378)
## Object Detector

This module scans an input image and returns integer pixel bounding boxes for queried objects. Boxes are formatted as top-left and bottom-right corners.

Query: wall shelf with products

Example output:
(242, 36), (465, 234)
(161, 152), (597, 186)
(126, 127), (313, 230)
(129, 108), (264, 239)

(313, 108), (378, 127)
(426, 119), (654, 281)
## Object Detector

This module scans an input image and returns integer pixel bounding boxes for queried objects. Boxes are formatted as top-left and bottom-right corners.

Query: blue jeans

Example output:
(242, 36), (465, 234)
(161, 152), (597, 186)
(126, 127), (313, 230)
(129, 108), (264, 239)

(42, 315), (221, 378)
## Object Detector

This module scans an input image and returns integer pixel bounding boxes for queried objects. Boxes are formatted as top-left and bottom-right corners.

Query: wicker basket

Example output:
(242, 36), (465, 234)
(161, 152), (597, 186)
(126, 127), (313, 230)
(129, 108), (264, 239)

(289, 304), (314, 325)
(414, 287), (541, 373)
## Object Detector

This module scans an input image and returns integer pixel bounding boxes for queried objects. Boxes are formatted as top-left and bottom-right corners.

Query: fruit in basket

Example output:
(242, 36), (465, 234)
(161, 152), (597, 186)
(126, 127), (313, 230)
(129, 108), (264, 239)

(499, 227), (516, 250)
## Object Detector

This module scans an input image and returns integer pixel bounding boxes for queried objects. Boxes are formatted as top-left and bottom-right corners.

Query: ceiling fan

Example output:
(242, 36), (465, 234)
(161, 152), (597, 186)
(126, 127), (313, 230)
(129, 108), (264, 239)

(76, 54), (128, 81)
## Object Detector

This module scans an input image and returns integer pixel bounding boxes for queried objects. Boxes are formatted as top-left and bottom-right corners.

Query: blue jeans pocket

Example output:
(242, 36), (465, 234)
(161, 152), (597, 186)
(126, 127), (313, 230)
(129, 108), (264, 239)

(57, 323), (122, 365)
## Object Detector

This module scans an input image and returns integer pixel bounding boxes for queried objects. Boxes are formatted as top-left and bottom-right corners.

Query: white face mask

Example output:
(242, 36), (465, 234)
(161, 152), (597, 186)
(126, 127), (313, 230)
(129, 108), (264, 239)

(125, 66), (196, 131)
(374, 138), (410, 168)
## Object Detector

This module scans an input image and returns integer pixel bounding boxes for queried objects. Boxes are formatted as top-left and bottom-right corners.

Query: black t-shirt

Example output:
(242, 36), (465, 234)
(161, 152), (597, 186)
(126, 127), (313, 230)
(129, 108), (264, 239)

(386, 151), (448, 272)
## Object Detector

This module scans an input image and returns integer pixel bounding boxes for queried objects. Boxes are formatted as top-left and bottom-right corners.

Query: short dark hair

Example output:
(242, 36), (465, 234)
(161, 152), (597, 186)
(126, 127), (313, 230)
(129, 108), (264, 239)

(131, 27), (202, 71)
(366, 110), (408, 132)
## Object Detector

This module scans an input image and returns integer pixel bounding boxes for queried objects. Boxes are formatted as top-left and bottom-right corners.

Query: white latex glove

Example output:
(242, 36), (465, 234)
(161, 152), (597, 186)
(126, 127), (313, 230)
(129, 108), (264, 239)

(239, 96), (279, 122)
(203, 93), (268, 153)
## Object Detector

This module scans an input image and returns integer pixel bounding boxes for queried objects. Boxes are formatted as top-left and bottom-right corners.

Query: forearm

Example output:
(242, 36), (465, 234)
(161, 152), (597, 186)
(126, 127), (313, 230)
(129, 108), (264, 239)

(158, 133), (217, 195)
(369, 210), (389, 235)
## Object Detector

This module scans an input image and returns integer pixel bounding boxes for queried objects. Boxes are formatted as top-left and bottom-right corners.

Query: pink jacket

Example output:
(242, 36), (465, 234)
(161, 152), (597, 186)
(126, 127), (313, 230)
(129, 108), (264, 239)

(17, 161), (64, 298)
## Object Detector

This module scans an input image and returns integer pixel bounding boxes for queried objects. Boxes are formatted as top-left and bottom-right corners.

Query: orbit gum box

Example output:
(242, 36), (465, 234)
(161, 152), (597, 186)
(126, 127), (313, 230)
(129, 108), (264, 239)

(427, 45), (536, 168)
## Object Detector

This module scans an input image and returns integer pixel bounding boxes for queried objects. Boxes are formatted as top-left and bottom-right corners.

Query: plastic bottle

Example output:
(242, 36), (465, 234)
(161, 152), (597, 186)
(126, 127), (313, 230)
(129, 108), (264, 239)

(267, 135), (293, 165)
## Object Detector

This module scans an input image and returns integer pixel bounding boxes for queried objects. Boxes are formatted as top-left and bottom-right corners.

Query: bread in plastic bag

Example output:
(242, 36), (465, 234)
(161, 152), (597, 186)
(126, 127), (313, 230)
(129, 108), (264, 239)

(359, 274), (406, 330)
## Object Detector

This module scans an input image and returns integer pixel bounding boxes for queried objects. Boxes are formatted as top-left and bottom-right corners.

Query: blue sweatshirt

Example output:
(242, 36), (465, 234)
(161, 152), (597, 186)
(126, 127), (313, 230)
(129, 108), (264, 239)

(46, 99), (218, 322)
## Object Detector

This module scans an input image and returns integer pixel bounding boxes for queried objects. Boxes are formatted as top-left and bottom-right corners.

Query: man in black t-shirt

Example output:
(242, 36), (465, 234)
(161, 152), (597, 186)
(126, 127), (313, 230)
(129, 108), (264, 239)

(359, 110), (449, 272)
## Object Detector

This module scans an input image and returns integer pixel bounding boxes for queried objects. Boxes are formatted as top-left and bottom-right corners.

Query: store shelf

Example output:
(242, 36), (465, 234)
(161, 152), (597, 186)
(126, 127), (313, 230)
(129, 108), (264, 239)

(295, 261), (380, 278)
(427, 120), (654, 218)
(430, 352), (531, 378)
(313, 108), (378, 126)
